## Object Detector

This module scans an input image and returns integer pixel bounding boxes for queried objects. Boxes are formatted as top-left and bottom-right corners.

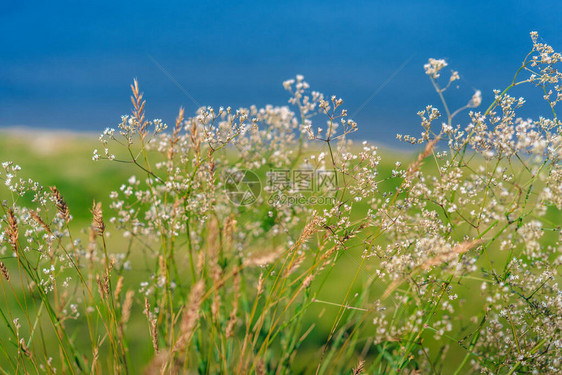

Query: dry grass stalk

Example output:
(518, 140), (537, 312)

(49, 186), (70, 223)
(172, 280), (205, 353)
(285, 252), (305, 277)
(6, 209), (18, 250)
(196, 250), (205, 275)
(150, 319), (159, 353)
(96, 274), (108, 298)
(207, 218), (222, 319)
(225, 271), (240, 338)
(59, 291), (68, 312)
(256, 273), (264, 296)
(144, 350), (179, 375)
(29, 210), (52, 233)
(144, 297), (150, 317)
(255, 359), (266, 375)
(168, 107), (184, 160)
(91, 346), (99, 374)
(0, 261), (9, 281)
(131, 79), (147, 135)
(189, 118), (201, 156)
(352, 359), (365, 374)
(243, 247), (283, 267)
(381, 278), (402, 301)
(121, 290), (134, 325)
(302, 274), (314, 289)
(421, 239), (482, 270)
(158, 255), (166, 279)
(87, 226), (96, 267)
(19, 338), (31, 357)
(91, 201), (105, 236)
(298, 216), (321, 243)
(207, 149), (216, 199)
(405, 136), (440, 180)
(222, 215), (236, 251)
(114, 276), (124, 299)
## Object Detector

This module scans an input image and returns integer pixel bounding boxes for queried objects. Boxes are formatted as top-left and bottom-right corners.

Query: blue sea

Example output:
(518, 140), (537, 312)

(1, 0), (560, 145)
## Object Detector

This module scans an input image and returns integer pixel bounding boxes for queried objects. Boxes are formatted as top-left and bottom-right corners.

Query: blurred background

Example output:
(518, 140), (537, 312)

(1, 0), (561, 142)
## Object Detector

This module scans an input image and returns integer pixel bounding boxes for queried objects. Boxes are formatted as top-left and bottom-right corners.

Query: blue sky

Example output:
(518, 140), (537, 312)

(1, 0), (561, 140)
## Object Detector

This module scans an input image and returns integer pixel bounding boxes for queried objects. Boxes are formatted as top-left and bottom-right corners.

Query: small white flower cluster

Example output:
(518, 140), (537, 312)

(424, 58), (448, 79)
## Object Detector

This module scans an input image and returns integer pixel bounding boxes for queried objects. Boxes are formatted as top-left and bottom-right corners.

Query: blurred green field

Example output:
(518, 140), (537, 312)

(0, 130), (130, 224)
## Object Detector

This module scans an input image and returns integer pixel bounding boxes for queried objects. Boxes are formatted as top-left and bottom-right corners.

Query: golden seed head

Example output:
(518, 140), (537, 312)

(49, 186), (70, 223)
(6, 209), (19, 250)
(91, 201), (105, 236)
(0, 261), (9, 281)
